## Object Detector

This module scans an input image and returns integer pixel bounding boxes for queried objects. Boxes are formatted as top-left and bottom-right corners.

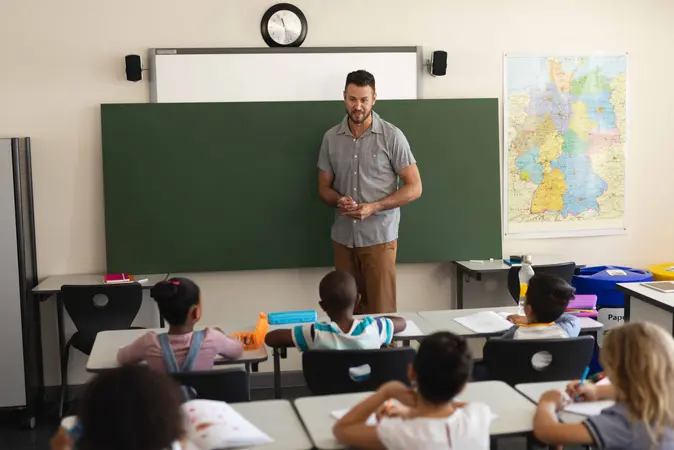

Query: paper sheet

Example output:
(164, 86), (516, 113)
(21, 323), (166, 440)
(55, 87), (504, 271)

(454, 311), (514, 333)
(331, 409), (377, 426)
(564, 400), (615, 416)
(393, 320), (423, 337)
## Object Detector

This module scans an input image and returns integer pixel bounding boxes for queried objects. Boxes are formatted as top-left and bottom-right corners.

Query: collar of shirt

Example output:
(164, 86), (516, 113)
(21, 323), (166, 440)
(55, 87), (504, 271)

(336, 111), (384, 136)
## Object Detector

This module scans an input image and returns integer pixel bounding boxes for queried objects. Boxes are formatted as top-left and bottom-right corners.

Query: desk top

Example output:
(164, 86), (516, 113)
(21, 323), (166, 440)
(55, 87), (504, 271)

(618, 282), (674, 313)
(231, 400), (312, 450)
(515, 381), (587, 424)
(293, 380), (536, 449)
(312, 312), (437, 341)
(33, 273), (168, 294)
(455, 258), (581, 275)
(418, 306), (603, 338)
(86, 328), (267, 373)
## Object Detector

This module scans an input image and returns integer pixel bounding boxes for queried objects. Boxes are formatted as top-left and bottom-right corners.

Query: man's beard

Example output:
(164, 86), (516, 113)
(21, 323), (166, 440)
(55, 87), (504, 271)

(347, 108), (371, 125)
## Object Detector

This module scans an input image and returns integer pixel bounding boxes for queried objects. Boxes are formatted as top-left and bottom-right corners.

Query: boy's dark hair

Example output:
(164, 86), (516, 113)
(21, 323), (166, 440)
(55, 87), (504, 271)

(78, 365), (184, 450)
(319, 270), (358, 313)
(526, 273), (576, 323)
(151, 277), (200, 326)
(345, 70), (376, 92)
(414, 332), (472, 405)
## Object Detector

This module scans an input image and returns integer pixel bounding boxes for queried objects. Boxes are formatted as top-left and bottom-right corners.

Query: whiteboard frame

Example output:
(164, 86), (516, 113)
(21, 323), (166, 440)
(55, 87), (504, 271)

(147, 46), (423, 103)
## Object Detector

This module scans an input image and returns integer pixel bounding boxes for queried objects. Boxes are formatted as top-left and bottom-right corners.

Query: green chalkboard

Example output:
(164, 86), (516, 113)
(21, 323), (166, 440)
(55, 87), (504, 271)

(101, 99), (501, 273)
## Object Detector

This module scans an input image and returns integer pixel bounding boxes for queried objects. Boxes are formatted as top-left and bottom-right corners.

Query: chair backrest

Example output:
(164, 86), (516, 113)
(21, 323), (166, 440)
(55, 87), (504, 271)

(302, 347), (416, 395)
(483, 336), (595, 385)
(169, 368), (250, 403)
(507, 262), (577, 301)
(58, 284), (143, 336)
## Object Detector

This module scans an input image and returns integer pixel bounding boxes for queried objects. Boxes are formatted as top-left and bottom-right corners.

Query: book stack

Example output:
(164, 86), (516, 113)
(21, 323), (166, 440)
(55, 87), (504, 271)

(566, 294), (598, 318)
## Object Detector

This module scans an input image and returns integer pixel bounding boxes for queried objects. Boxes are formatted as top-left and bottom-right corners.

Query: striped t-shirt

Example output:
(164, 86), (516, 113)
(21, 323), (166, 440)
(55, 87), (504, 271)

(291, 316), (395, 351)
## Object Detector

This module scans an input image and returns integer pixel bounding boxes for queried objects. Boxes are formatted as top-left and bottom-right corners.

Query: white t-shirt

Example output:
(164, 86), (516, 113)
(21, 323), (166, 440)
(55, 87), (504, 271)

(291, 316), (394, 351)
(376, 402), (492, 450)
(513, 323), (569, 339)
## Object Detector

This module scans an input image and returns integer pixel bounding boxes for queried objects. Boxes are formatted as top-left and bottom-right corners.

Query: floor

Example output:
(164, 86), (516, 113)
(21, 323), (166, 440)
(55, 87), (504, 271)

(0, 387), (588, 450)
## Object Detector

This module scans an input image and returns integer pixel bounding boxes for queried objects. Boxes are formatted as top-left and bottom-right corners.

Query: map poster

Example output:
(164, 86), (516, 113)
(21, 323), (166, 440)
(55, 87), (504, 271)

(504, 54), (627, 238)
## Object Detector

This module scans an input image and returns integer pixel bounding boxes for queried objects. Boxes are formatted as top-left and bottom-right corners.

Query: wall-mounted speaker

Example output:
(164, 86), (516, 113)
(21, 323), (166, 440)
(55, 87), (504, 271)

(125, 55), (143, 82)
(428, 51), (448, 76)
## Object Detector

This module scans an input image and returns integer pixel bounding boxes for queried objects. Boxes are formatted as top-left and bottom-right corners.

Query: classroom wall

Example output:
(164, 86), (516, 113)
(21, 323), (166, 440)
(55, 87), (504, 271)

(1, 0), (673, 386)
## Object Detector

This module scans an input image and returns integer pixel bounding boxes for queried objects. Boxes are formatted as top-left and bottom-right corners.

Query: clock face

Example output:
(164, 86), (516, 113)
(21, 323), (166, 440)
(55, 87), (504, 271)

(267, 10), (303, 46)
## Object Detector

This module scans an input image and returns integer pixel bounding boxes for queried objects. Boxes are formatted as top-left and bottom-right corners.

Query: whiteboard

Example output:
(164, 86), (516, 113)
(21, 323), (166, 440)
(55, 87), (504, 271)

(149, 47), (420, 103)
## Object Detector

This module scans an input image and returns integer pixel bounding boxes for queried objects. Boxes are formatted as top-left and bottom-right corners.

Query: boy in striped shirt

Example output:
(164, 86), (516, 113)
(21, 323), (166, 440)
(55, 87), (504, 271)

(265, 270), (406, 351)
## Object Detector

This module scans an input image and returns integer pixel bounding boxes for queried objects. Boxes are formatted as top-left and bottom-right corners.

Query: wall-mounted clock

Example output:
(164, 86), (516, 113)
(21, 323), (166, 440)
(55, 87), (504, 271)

(260, 3), (308, 47)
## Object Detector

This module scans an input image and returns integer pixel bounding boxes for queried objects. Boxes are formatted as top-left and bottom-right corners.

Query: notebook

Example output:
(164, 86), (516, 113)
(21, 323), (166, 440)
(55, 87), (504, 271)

(564, 400), (615, 416)
(642, 281), (674, 293)
(104, 273), (132, 284)
(454, 311), (514, 333)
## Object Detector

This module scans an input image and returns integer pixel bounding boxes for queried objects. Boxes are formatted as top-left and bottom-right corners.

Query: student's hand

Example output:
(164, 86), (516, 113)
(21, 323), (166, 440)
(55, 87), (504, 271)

(506, 314), (528, 325)
(50, 428), (74, 450)
(453, 401), (467, 408)
(379, 381), (417, 407)
(337, 196), (358, 211)
(341, 203), (380, 221)
(566, 380), (598, 402)
(376, 402), (411, 421)
(539, 390), (570, 411)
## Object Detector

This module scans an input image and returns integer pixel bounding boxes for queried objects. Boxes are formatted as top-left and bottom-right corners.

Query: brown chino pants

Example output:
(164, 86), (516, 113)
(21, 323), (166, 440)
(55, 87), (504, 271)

(332, 240), (398, 314)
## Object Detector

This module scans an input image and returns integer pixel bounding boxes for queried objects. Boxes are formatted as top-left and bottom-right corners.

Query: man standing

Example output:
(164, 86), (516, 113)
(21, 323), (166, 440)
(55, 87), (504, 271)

(317, 70), (422, 314)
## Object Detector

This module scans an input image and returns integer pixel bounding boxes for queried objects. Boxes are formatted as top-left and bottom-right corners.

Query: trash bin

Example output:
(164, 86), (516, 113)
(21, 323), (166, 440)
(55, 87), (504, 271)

(573, 266), (654, 344)
(648, 263), (674, 281)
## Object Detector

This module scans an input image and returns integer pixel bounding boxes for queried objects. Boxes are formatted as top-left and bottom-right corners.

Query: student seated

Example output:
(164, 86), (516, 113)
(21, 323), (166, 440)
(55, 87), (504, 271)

(333, 332), (492, 449)
(264, 270), (406, 350)
(503, 273), (580, 339)
(534, 321), (674, 449)
(50, 365), (189, 450)
(117, 277), (243, 372)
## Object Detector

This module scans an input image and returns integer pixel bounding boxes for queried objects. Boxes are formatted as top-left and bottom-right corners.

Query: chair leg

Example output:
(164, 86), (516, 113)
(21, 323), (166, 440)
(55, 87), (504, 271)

(59, 343), (71, 418)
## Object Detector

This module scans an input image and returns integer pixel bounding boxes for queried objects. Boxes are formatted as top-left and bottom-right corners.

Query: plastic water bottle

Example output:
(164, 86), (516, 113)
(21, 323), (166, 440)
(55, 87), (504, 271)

(518, 255), (535, 315)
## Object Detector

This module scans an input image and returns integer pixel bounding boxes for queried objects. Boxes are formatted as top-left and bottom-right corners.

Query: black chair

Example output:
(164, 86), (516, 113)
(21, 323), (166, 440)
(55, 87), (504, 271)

(170, 368), (250, 403)
(57, 283), (143, 417)
(507, 262), (577, 302)
(483, 336), (595, 385)
(302, 347), (416, 395)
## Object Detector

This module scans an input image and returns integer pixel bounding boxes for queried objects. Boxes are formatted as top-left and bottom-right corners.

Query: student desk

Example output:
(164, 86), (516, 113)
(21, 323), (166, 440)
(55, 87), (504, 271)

(268, 312), (437, 399)
(418, 306), (604, 340)
(293, 380), (538, 449)
(87, 328), (267, 373)
(231, 400), (312, 450)
(454, 259), (583, 309)
(618, 282), (674, 334)
(515, 381), (591, 423)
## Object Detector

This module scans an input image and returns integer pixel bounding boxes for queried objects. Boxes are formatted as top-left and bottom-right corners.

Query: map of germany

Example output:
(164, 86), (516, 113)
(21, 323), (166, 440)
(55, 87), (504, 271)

(505, 55), (626, 236)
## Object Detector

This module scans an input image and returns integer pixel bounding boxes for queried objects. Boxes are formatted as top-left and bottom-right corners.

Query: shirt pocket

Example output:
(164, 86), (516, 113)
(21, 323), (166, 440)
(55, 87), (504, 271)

(365, 145), (394, 180)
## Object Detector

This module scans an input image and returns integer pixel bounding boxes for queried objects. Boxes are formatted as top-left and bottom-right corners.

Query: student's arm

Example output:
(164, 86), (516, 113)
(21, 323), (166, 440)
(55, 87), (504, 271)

(116, 332), (155, 365)
(533, 391), (594, 446)
(381, 315), (406, 333)
(333, 381), (416, 450)
(556, 313), (581, 337)
(209, 328), (244, 359)
(265, 324), (314, 351)
(264, 329), (295, 348)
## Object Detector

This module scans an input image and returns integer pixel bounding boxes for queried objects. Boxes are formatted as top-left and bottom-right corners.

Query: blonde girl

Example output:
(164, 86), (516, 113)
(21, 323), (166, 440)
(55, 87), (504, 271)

(533, 321), (674, 449)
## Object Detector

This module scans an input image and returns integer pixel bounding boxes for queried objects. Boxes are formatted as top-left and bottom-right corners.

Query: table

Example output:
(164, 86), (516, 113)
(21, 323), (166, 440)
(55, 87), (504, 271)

(618, 282), (674, 334)
(268, 312), (437, 399)
(87, 328), (268, 373)
(293, 380), (538, 449)
(418, 306), (604, 340)
(454, 259), (583, 309)
(231, 400), (312, 450)
(515, 381), (590, 424)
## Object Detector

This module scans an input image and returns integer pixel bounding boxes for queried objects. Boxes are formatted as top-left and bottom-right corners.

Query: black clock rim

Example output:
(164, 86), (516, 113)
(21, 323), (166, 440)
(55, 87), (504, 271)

(260, 3), (308, 48)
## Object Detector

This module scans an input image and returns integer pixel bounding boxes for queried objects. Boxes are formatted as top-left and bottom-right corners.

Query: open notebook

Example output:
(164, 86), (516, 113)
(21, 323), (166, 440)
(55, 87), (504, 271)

(61, 399), (273, 450)
(454, 311), (514, 333)
(564, 400), (615, 416)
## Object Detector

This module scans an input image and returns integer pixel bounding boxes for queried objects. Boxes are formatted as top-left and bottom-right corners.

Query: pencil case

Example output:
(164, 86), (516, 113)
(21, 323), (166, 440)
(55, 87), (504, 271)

(267, 310), (317, 325)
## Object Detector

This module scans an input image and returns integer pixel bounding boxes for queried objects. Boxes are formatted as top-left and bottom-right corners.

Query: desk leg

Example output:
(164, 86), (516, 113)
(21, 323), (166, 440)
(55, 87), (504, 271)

(624, 293), (631, 322)
(244, 363), (251, 373)
(402, 339), (410, 347)
(456, 265), (465, 309)
(273, 347), (282, 399)
(56, 297), (67, 417)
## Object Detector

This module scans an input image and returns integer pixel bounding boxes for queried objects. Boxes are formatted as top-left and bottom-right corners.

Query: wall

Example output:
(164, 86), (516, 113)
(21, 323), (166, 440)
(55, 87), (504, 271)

(1, 0), (673, 386)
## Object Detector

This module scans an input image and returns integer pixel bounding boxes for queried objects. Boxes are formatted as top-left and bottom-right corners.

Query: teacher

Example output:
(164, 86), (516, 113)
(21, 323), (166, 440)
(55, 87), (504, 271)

(317, 70), (423, 314)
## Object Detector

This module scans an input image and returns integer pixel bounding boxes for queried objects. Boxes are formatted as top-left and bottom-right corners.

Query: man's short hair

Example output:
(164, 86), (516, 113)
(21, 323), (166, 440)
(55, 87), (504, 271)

(345, 70), (376, 92)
